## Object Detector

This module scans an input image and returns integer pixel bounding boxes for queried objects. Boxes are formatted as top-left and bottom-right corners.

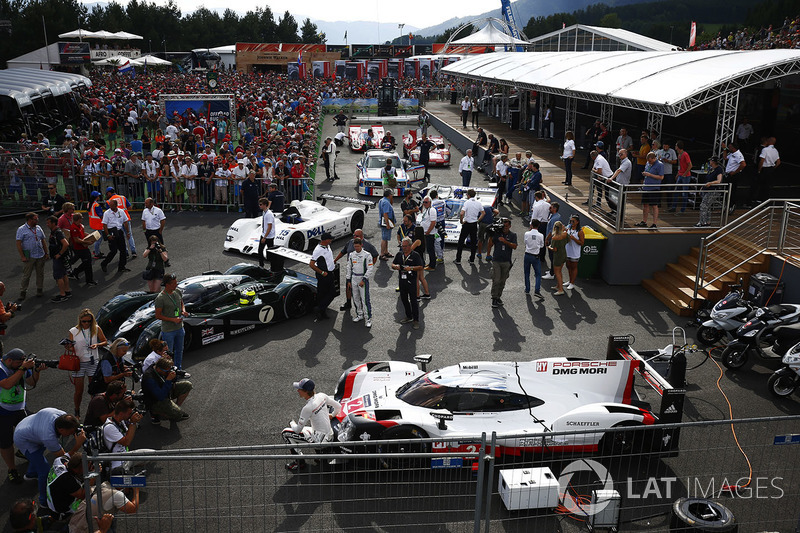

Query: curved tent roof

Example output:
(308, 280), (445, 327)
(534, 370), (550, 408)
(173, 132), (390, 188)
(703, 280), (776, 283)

(528, 24), (677, 52)
(451, 21), (529, 46)
(1, 68), (92, 90)
(441, 49), (800, 116)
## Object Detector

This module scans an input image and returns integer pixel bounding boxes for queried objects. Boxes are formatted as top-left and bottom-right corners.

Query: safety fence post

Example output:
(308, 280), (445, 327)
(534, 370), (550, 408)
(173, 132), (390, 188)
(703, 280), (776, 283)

(482, 432), (496, 533)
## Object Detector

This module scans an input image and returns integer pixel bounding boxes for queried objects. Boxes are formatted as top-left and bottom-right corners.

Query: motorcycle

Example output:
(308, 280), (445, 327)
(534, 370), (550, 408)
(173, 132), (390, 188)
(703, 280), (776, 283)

(720, 304), (800, 370)
(696, 285), (756, 346)
(767, 340), (800, 397)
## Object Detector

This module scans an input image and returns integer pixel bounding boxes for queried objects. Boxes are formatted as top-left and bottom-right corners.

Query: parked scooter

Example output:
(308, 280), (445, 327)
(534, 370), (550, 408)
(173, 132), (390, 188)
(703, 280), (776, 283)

(767, 340), (800, 397)
(696, 284), (756, 346)
(720, 304), (800, 370)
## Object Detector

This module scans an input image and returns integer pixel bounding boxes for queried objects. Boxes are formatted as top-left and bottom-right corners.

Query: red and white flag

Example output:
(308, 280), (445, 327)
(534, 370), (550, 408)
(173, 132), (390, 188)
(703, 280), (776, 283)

(689, 22), (697, 47)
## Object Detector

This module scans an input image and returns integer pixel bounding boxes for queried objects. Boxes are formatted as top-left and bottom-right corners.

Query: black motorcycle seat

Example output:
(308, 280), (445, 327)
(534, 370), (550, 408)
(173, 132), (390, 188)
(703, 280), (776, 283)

(773, 322), (800, 339)
(766, 304), (797, 318)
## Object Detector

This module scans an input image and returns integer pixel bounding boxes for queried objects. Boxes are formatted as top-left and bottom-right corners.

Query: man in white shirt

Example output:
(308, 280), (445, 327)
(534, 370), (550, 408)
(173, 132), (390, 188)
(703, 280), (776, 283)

(460, 96), (471, 128)
(756, 136), (781, 202)
(494, 154), (509, 206)
(141, 197), (166, 250)
(101, 199), (131, 273)
(610, 149), (633, 186)
(724, 141), (747, 212)
(523, 219), (545, 299)
(459, 149), (474, 187)
(258, 198), (275, 268)
(180, 156), (199, 210)
(231, 159), (248, 212)
(529, 190), (551, 267)
(165, 122), (179, 142)
(214, 161), (231, 205)
(282, 378), (341, 473)
(419, 197), (438, 271)
(454, 189), (484, 264)
(583, 150), (613, 207)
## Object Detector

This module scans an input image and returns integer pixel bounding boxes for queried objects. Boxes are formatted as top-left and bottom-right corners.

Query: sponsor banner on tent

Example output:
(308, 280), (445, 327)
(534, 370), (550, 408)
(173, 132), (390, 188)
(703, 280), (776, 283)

(91, 49), (141, 60)
(388, 58), (403, 79)
(163, 97), (233, 124)
(58, 42), (90, 64)
(351, 45), (373, 59)
(367, 59), (387, 81)
(312, 61), (331, 78)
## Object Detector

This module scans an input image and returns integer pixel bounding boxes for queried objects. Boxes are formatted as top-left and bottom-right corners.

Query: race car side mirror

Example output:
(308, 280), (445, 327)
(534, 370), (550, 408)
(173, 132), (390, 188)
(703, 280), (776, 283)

(414, 354), (432, 371)
(431, 412), (453, 430)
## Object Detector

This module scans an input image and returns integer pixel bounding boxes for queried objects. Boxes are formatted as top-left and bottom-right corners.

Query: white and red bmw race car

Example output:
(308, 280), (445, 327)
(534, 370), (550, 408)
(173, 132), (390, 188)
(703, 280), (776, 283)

(356, 149), (409, 197)
(402, 130), (451, 166)
(349, 125), (385, 151)
(330, 336), (685, 462)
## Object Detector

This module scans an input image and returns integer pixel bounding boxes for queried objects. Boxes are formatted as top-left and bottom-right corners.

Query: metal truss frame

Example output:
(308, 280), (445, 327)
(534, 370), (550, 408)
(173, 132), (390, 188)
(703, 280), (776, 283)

(646, 112), (663, 139)
(600, 103), (614, 132)
(713, 90), (739, 158)
(565, 96), (577, 135)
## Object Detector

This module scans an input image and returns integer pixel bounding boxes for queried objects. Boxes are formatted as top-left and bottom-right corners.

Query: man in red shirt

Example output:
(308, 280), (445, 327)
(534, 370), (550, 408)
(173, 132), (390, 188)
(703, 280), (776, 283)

(69, 212), (96, 286)
(674, 140), (693, 214)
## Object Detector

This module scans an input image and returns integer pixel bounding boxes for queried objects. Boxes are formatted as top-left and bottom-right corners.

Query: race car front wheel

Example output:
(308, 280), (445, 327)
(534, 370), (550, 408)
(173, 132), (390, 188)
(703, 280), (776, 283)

(284, 285), (314, 319)
(379, 426), (429, 469)
(288, 232), (305, 251)
(598, 421), (642, 459)
(350, 210), (365, 233)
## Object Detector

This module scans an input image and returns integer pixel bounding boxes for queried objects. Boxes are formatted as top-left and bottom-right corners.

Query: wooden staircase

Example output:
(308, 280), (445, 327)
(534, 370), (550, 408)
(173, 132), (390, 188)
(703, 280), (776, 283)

(642, 235), (772, 316)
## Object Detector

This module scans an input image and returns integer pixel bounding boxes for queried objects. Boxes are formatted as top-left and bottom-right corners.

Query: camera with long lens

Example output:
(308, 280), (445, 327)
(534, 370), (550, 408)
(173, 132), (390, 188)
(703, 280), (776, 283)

(26, 354), (60, 369)
(485, 221), (506, 235)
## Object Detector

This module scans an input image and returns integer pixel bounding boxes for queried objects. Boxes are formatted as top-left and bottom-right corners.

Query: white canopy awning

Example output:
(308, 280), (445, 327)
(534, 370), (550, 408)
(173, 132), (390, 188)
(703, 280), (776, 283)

(137, 55), (172, 66)
(451, 22), (528, 46)
(58, 29), (99, 39)
(90, 30), (119, 40)
(111, 31), (143, 40)
(441, 50), (800, 116)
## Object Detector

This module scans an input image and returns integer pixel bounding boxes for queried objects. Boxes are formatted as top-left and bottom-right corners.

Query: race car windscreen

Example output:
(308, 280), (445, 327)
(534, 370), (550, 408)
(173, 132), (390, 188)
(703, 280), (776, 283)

(366, 155), (401, 169)
(396, 375), (544, 412)
(179, 280), (234, 306)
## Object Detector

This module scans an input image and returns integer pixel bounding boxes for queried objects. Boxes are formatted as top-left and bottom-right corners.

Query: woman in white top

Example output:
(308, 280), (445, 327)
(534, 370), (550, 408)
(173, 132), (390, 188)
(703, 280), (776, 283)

(564, 214), (586, 290)
(68, 308), (107, 417)
(562, 131), (576, 186)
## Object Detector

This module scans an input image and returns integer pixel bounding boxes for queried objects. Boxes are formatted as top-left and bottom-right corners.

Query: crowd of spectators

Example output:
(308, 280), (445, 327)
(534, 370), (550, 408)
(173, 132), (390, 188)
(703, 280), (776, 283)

(693, 16), (800, 50)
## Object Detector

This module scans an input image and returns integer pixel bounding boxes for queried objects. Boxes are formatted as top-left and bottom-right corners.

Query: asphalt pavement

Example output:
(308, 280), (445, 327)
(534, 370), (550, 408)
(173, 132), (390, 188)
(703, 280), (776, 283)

(0, 119), (798, 531)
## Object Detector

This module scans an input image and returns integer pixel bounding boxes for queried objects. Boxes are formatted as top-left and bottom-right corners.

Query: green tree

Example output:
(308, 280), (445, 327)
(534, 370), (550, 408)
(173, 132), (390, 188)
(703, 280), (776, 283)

(275, 10), (299, 43)
(300, 18), (324, 43)
(599, 13), (622, 28)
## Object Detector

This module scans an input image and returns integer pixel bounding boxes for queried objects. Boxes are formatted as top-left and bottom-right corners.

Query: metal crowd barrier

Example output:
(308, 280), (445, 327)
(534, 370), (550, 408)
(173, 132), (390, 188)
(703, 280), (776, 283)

(82, 415), (800, 532)
(587, 175), (732, 231)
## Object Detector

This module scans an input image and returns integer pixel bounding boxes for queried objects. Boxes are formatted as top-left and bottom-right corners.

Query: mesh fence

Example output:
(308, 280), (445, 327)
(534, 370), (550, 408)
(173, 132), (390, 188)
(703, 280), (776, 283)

(79, 415), (800, 532)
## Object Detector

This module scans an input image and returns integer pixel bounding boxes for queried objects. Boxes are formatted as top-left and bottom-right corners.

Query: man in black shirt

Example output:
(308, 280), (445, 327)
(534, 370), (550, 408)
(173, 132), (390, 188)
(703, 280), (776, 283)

(490, 218), (517, 308)
(241, 171), (261, 218)
(416, 134), (435, 180)
(45, 453), (84, 517)
(84, 380), (127, 428)
(392, 238), (424, 330)
(400, 189), (419, 218)
(333, 111), (348, 134)
(267, 183), (285, 213)
(41, 185), (66, 217)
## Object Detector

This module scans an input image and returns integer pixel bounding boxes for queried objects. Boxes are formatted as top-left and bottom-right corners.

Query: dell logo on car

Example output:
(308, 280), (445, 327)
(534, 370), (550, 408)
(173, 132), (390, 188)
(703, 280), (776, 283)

(306, 226), (325, 238)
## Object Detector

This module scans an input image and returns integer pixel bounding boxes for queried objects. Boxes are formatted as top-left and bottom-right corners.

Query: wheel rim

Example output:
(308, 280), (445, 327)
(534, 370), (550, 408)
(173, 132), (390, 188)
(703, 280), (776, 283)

(288, 233), (304, 251)
(285, 287), (311, 318)
(723, 347), (747, 369)
(772, 375), (797, 396)
(697, 326), (722, 345)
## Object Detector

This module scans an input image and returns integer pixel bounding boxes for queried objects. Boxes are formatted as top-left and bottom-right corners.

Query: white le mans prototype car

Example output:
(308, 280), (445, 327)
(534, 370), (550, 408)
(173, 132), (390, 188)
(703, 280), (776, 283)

(416, 184), (498, 243)
(330, 336), (686, 463)
(349, 125), (384, 151)
(224, 195), (374, 255)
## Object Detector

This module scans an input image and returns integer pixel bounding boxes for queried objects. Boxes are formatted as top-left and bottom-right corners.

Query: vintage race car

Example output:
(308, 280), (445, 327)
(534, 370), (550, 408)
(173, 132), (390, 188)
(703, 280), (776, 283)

(96, 260), (332, 361)
(224, 196), (373, 256)
(357, 149), (409, 197)
(402, 130), (451, 166)
(415, 184), (498, 243)
(349, 125), (385, 151)
(330, 337), (686, 463)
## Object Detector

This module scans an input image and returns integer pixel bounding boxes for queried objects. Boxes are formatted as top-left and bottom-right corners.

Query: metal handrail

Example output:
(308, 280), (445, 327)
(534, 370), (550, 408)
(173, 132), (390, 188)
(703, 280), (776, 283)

(693, 199), (800, 301)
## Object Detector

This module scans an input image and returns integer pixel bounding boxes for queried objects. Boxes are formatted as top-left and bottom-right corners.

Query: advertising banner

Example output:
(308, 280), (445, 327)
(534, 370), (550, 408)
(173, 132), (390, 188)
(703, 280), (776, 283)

(367, 59), (387, 81)
(321, 98), (419, 114)
(388, 58), (403, 79)
(351, 45), (373, 59)
(404, 59), (419, 79)
(344, 61), (365, 80)
(312, 61), (331, 78)
(90, 49), (141, 60)
(335, 60), (347, 78)
(58, 42), (90, 64)
(163, 97), (233, 125)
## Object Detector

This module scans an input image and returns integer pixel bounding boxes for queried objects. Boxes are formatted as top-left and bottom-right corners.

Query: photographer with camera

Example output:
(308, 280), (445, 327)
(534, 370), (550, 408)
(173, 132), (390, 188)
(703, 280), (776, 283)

(13, 409), (85, 508)
(489, 218), (517, 309)
(83, 380), (127, 428)
(142, 356), (192, 424)
(1, 348), (45, 484)
(87, 338), (133, 397)
(102, 397), (142, 473)
(141, 338), (168, 374)
(141, 235), (168, 293)
(0, 281), (19, 330)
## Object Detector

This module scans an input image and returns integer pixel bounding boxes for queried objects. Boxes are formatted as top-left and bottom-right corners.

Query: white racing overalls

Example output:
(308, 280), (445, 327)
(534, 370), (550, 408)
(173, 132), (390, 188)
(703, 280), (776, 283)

(346, 248), (374, 319)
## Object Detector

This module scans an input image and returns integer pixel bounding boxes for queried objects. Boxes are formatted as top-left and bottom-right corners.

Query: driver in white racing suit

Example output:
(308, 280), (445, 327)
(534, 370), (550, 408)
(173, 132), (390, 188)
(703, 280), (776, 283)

(345, 238), (374, 327)
(282, 378), (341, 473)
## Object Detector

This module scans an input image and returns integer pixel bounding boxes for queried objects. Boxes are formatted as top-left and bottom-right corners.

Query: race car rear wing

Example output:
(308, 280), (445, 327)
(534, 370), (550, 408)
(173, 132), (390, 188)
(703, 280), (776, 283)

(267, 246), (341, 297)
(318, 194), (376, 213)
(606, 335), (686, 425)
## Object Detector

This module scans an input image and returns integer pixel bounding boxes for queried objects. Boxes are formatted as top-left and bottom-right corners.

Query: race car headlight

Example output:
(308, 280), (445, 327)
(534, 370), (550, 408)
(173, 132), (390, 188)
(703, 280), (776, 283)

(338, 416), (354, 442)
(225, 235), (234, 242)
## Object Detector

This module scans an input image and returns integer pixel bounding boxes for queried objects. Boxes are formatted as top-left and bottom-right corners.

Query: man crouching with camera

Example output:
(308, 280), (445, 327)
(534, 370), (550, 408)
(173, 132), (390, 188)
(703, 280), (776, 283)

(102, 398), (142, 474)
(141, 356), (191, 424)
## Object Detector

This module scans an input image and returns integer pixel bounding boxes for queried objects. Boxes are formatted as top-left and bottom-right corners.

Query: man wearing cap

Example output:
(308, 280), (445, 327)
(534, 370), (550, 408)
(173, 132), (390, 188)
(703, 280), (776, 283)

(0, 348), (46, 485)
(100, 199), (131, 274)
(490, 218), (517, 308)
(141, 197), (167, 256)
(282, 378), (341, 473)
(154, 273), (188, 371)
(105, 187), (136, 258)
(309, 232), (336, 322)
(232, 159), (248, 212)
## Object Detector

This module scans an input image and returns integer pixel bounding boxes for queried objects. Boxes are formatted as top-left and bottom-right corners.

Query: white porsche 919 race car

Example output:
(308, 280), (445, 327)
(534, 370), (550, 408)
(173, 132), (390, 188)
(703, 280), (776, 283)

(331, 336), (686, 462)
(224, 196), (373, 255)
